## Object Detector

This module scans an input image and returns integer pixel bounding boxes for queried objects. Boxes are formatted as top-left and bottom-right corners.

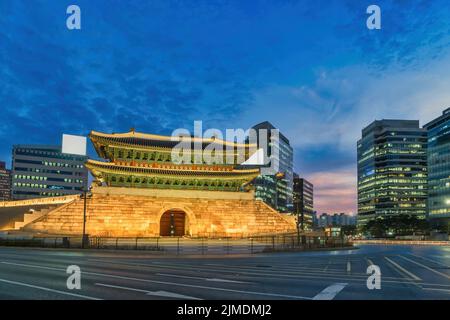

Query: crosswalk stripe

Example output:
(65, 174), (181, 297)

(384, 257), (421, 281)
(313, 283), (347, 300)
(408, 254), (449, 268)
(398, 255), (450, 280)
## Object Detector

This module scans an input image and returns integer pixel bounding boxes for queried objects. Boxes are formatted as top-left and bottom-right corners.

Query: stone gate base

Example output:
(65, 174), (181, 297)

(22, 186), (296, 238)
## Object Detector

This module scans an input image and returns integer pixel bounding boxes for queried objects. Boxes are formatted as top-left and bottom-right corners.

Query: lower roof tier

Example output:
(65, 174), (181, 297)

(86, 159), (260, 192)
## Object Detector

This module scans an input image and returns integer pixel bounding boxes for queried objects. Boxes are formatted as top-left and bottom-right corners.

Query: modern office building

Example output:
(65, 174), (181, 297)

(339, 213), (357, 226)
(312, 212), (319, 227)
(253, 175), (278, 209)
(251, 121), (294, 213)
(318, 213), (330, 228)
(335, 213), (356, 226)
(424, 107), (450, 227)
(11, 135), (89, 200)
(357, 120), (427, 226)
(293, 174), (313, 229)
(0, 161), (11, 201)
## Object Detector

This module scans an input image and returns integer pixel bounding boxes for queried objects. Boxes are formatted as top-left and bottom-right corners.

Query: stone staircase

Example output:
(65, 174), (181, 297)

(14, 205), (58, 230)
(22, 190), (297, 238)
(0, 195), (79, 231)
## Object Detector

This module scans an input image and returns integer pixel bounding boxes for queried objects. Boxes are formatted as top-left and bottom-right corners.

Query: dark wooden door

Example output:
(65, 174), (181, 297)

(160, 211), (186, 236)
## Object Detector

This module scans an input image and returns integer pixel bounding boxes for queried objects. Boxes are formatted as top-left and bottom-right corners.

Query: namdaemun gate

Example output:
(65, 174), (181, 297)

(0, 130), (296, 238)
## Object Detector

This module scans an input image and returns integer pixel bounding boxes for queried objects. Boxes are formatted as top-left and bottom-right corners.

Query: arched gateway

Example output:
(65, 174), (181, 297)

(159, 209), (187, 236)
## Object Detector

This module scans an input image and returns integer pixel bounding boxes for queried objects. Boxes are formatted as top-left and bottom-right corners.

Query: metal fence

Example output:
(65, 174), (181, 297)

(0, 233), (352, 255)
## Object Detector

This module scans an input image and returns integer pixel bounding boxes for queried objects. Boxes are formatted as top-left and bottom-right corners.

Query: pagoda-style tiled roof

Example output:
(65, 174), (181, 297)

(87, 130), (260, 191)
(89, 130), (256, 158)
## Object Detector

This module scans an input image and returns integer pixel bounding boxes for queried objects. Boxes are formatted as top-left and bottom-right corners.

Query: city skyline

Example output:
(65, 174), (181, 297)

(1, 1), (450, 214)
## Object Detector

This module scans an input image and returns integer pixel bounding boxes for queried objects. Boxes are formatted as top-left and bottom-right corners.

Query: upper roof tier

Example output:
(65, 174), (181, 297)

(89, 130), (257, 163)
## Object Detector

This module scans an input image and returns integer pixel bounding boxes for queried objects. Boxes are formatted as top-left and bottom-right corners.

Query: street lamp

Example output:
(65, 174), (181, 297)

(292, 193), (301, 246)
(81, 186), (91, 249)
(291, 175), (304, 246)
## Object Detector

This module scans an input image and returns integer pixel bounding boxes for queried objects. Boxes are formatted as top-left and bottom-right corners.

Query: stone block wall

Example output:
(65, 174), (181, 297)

(23, 187), (296, 238)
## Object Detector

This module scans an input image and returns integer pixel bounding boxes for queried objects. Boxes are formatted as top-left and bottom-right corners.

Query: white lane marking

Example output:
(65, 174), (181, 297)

(384, 257), (421, 281)
(207, 278), (247, 283)
(312, 283), (347, 300)
(96, 283), (202, 300)
(87, 259), (368, 278)
(422, 287), (450, 294)
(1, 259), (414, 287)
(398, 255), (450, 280)
(323, 259), (330, 272)
(346, 261), (351, 273)
(156, 273), (248, 284)
(423, 283), (450, 288)
(408, 254), (450, 268)
(1, 261), (311, 300)
(366, 258), (374, 266)
(156, 273), (211, 281)
(91, 258), (349, 275)
(147, 291), (201, 299)
(0, 278), (101, 300)
(1, 261), (61, 272)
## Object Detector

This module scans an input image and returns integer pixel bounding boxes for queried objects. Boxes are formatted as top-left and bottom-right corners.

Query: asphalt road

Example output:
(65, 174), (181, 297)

(0, 244), (449, 300)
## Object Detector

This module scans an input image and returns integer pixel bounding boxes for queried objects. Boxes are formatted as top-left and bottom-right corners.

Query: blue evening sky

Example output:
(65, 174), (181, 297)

(1, 0), (449, 213)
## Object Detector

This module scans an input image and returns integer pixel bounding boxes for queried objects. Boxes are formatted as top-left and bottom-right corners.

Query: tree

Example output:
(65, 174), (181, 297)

(361, 215), (430, 238)
(341, 225), (357, 236)
(362, 219), (386, 238)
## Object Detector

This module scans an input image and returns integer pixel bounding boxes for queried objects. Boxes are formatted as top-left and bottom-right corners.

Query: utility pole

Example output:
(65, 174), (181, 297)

(300, 210), (304, 231)
(296, 200), (301, 246)
(82, 188), (87, 249)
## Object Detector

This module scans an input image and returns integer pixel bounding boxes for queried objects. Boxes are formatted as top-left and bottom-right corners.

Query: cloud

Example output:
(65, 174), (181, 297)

(306, 166), (357, 214)
(240, 51), (450, 152)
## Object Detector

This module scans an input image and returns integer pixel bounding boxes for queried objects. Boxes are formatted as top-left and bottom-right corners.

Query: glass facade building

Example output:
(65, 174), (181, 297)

(252, 121), (294, 213)
(11, 145), (88, 200)
(424, 107), (450, 227)
(357, 120), (427, 226)
(253, 174), (278, 209)
(0, 161), (11, 201)
(293, 174), (313, 229)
